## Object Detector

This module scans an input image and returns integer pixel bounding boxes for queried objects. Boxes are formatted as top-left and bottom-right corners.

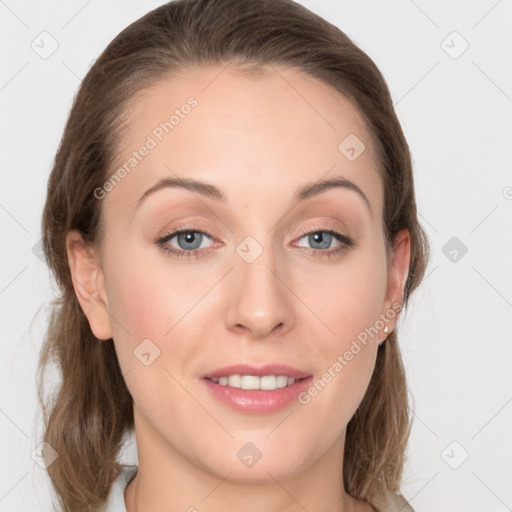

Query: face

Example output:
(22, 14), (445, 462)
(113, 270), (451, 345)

(67, 64), (410, 484)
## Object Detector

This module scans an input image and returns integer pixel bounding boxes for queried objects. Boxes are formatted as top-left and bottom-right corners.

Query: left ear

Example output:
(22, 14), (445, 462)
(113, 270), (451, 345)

(380, 228), (411, 332)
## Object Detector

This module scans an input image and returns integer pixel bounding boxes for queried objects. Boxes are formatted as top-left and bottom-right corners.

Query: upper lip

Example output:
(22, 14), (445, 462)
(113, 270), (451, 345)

(202, 364), (312, 380)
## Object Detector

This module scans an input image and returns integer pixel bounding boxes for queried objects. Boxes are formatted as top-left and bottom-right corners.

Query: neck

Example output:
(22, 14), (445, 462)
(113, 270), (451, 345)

(124, 409), (374, 512)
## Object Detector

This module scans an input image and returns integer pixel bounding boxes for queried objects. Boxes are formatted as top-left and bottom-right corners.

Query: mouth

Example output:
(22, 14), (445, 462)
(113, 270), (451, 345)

(200, 364), (313, 414)
(201, 363), (312, 386)
(203, 374), (310, 390)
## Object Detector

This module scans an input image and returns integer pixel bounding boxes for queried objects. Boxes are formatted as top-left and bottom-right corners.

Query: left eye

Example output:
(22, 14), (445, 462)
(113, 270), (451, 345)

(295, 230), (342, 250)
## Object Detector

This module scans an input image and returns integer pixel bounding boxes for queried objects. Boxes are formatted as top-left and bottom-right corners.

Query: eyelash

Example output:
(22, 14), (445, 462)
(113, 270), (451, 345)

(155, 224), (354, 260)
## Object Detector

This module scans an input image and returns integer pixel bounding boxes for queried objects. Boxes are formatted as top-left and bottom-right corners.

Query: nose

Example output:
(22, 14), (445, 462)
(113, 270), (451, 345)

(224, 241), (295, 340)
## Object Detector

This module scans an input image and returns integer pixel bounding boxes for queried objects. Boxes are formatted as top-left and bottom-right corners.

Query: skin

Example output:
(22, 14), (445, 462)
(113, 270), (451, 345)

(66, 64), (410, 512)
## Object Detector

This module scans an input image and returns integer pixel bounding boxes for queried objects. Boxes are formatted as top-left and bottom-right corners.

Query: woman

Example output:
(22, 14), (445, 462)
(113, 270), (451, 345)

(37, 0), (430, 511)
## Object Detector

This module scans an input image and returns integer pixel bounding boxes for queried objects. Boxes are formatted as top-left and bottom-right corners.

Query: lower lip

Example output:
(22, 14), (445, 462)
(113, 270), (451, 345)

(201, 376), (314, 414)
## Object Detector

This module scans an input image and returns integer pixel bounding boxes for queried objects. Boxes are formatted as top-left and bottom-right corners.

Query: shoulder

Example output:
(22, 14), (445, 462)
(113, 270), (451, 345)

(392, 493), (414, 511)
(371, 491), (415, 512)
(385, 493), (415, 512)
(101, 465), (138, 512)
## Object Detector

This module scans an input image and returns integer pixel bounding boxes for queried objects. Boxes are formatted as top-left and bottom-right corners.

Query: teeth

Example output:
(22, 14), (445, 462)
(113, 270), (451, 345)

(209, 375), (297, 390)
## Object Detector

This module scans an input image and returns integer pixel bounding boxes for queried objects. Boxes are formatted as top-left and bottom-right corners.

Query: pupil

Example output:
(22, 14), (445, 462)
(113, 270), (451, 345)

(310, 231), (331, 250)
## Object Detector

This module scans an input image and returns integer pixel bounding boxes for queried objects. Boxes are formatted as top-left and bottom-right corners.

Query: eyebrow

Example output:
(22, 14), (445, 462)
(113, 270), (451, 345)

(136, 175), (371, 214)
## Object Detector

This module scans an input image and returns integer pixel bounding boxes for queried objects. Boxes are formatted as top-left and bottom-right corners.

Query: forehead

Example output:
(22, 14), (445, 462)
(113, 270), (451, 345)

(105, 64), (382, 219)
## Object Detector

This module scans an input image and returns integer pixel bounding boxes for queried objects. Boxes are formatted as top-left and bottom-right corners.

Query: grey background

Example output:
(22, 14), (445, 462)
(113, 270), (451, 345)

(1, 0), (511, 510)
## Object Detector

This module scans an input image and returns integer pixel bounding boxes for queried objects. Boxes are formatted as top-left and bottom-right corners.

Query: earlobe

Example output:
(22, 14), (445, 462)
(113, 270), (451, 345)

(66, 230), (113, 340)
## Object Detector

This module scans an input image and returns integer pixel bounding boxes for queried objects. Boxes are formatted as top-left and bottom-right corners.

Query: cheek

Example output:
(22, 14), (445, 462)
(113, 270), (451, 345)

(103, 240), (213, 388)
(103, 230), (190, 339)
(104, 258), (186, 414)
(295, 249), (386, 412)
(101, 239), (178, 381)
(304, 251), (387, 347)
(107, 268), (168, 342)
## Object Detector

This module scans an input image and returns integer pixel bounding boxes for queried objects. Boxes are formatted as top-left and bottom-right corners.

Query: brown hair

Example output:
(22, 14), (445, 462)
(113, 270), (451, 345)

(37, 0), (430, 511)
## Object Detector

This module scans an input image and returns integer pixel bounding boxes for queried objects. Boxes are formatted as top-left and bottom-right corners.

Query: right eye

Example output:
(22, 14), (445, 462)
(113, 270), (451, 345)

(156, 227), (218, 259)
